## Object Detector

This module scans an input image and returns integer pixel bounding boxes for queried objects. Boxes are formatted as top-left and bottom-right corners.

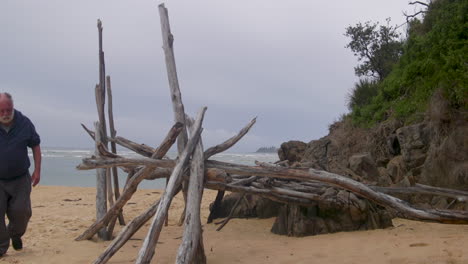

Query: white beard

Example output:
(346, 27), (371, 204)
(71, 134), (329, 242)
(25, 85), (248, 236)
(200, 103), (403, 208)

(0, 111), (14, 125)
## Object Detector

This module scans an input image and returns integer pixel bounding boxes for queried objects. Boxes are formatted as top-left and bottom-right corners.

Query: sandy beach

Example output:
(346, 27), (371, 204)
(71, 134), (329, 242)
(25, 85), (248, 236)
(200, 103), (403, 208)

(1, 185), (467, 264)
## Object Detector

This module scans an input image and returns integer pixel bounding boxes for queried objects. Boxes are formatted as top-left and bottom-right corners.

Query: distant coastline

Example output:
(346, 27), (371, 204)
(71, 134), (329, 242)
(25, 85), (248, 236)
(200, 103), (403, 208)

(255, 146), (278, 153)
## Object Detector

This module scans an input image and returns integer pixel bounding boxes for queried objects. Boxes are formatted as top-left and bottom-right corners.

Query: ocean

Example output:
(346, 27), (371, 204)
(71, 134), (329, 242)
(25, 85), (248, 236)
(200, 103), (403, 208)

(34, 147), (279, 189)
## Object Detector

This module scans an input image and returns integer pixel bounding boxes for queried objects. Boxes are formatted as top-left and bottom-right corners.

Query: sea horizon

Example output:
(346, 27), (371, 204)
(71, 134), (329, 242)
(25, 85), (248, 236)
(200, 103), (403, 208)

(30, 147), (279, 189)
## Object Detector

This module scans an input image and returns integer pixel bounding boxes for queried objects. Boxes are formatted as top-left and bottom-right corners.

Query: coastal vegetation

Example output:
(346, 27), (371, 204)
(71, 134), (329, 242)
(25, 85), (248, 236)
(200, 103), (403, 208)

(346, 0), (467, 126)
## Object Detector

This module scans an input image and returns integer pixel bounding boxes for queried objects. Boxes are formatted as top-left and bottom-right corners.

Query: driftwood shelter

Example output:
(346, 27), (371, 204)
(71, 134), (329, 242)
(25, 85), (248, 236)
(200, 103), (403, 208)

(76, 4), (468, 264)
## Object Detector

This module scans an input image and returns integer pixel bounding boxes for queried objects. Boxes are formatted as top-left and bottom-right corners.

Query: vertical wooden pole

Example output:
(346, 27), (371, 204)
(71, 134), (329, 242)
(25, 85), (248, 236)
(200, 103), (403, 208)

(106, 75), (125, 225)
(95, 19), (112, 240)
(97, 19), (108, 143)
(176, 138), (207, 263)
(94, 121), (109, 240)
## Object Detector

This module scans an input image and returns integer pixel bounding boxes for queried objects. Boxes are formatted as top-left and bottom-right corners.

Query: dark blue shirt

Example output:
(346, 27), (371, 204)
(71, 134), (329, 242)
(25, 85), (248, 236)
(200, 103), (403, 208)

(0, 109), (40, 180)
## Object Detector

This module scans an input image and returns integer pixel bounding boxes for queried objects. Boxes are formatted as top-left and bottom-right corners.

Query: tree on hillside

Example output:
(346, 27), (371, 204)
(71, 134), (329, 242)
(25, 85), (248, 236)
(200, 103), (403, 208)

(345, 19), (403, 81)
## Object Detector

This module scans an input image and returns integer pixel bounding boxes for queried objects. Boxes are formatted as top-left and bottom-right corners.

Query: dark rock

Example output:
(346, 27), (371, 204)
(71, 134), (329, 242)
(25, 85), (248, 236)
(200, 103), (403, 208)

(386, 156), (406, 184)
(377, 167), (393, 186)
(209, 193), (281, 220)
(300, 138), (332, 171)
(396, 123), (430, 170)
(278, 141), (307, 163)
(271, 195), (392, 237)
(421, 124), (468, 188)
(348, 153), (380, 181)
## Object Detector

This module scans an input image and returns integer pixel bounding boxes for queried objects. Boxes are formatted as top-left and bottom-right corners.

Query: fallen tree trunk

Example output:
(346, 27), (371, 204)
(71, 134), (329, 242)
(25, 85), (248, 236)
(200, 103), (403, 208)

(77, 158), (468, 224)
(212, 161), (468, 224)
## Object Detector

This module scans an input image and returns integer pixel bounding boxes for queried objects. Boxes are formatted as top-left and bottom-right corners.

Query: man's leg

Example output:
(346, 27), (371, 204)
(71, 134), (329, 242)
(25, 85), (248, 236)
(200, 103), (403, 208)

(6, 175), (32, 250)
(0, 182), (10, 255)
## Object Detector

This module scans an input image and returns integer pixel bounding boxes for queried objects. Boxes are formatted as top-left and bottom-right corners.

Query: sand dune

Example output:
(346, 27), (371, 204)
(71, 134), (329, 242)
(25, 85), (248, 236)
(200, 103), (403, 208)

(1, 185), (467, 263)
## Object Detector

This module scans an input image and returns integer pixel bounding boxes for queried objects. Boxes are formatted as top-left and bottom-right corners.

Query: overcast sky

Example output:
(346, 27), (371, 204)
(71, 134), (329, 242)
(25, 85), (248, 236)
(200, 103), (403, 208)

(1, 1), (416, 152)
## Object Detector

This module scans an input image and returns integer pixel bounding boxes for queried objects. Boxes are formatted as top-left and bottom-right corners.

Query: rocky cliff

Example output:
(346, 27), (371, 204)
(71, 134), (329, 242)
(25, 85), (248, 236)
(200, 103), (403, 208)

(279, 92), (468, 199)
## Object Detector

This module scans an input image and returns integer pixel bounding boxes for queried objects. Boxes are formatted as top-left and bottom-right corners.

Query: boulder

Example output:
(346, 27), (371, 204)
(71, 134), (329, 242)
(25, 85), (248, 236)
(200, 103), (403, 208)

(348, 153), (380, 181)
(377, 167), (393, 186)
(209, 193), (281, 220)
(386, 156), (406, 184)
(271, 194), (393, 237)
(396, 123), (430, 170)
(300, 137), (332, 170)
(421, 125), (468, 188)
(278, 140), (307, 163)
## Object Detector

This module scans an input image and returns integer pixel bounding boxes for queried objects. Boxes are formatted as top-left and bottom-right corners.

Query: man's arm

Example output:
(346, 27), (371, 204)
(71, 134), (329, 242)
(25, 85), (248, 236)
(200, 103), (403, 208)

(31, 145), (42, 186)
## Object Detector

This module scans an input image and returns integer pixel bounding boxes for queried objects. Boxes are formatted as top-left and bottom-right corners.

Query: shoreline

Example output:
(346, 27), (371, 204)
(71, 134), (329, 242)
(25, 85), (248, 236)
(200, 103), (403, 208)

(2, 185), (465, 263)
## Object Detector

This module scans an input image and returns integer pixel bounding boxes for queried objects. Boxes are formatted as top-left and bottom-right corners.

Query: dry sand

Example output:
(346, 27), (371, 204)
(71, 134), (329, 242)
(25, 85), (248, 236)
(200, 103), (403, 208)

(1, 185), (467, 264)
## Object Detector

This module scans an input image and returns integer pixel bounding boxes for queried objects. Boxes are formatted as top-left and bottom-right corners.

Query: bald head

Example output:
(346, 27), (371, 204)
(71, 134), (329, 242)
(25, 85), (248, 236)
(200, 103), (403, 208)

(0, 93), (14, 126)
(0, 92), (13, 102)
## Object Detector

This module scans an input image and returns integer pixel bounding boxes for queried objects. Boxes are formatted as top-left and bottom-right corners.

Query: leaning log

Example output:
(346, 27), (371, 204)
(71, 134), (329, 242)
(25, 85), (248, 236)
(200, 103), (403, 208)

(135, 107), (206, 264)
(106, 75), (125, 226)
(81, 123), (155, 158)
(92, 200), (161, 264)
(204, 117), (256, 159)
(158, 3), (190, 226)
(159, 3), (188, 154)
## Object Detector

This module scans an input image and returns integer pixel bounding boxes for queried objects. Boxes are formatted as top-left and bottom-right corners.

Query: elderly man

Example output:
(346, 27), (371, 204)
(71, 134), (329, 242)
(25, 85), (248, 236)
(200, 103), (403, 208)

(0, 92), (41, 256)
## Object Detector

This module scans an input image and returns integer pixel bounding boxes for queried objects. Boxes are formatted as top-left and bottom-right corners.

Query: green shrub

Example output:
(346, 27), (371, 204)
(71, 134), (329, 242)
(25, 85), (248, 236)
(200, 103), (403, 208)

(347, 79), (380, 111)
(347, 0), (468, 126)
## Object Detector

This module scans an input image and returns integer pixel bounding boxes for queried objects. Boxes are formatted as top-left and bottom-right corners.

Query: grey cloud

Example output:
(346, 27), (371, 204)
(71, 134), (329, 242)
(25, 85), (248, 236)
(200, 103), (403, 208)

(1, 0), (413, 152)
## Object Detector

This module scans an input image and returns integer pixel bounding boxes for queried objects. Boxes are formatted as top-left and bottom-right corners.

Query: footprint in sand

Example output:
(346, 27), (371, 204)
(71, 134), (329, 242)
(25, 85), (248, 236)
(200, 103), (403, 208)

(409, 242), (429, 247)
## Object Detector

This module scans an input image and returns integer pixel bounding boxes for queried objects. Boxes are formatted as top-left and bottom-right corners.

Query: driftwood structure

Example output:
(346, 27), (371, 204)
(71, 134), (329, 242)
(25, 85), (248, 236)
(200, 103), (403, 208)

(77, 3), (468, 264)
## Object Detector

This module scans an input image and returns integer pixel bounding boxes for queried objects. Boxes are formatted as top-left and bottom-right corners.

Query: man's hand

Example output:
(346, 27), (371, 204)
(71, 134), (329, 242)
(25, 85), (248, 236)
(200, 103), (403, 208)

(31, 145), (42, 187)
(31, 170), (40, 187)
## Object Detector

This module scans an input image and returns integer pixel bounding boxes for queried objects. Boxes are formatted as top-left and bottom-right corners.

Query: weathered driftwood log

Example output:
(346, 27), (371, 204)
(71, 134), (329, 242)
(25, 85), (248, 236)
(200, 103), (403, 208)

(158, 3), (190, 227)
(92, 199), (161, 264)
(176, 138), (206, 263)
(204, 117), (256, 223)
(136, 107), (206, 264)
(96, 20), (108, 144)
(81, 115), (256, 162)
(215, 193), (245, 231)
(159, 3), (188, 154)
(89, 119), (256, 264)
(204, 117), (256, 158)
(106, 75), (125, 226)
(212, 161), (468, 224)
(78, 158), (468, 224)
(95, 19), (114, 240)
(94, 121), (109, 240)
(75, 122), (183, 241)
(372, 185), (468, 202)
(93, 168), (234, 264)
(81, 124), (155, 158)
